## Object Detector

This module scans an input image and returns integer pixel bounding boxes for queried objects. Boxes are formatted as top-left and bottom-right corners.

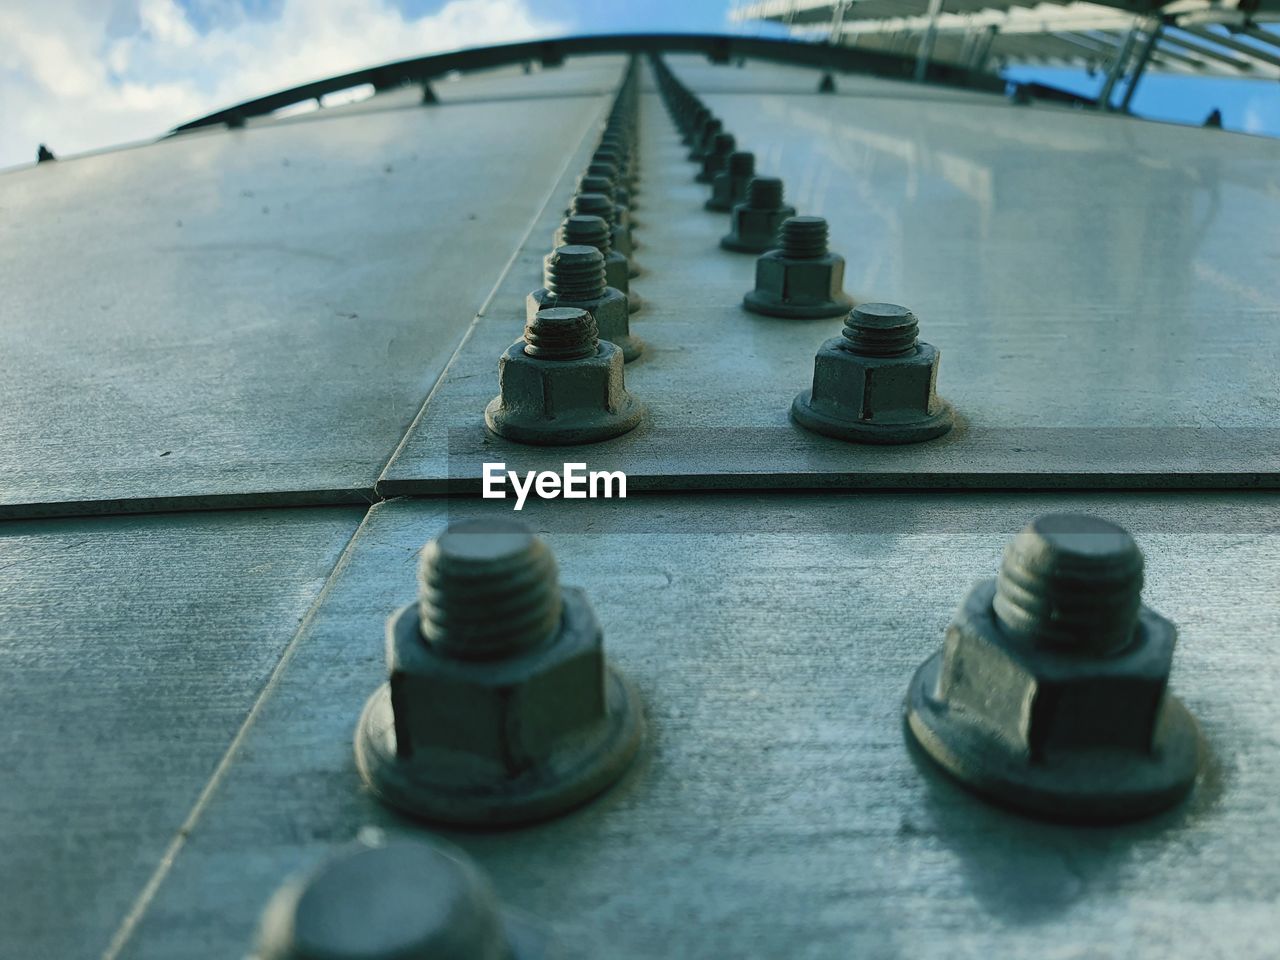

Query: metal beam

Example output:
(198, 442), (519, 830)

(1119, 17), (1164, 110)
(1098, 24), (1139, 108)
(1184, 24), (1280, 67)
(1160, 29), (1259, 68)
(915, 0), (948, 79)
(973, 23), (1001, 70)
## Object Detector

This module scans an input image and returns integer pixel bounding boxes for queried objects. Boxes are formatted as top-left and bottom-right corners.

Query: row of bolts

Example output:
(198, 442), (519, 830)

(248, 58), (1197, 959)
(487, 53), (955, 449)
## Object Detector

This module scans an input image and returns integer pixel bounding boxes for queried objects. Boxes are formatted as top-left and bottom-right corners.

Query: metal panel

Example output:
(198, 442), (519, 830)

(0, 75), (616, 518)
(380, 76), (1280, 494)
(110, 491), (1280, 959)
(0, 505), (364, 959)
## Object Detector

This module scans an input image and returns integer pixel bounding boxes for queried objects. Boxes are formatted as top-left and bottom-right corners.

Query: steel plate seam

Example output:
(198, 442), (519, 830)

(96, 508), (377, 960)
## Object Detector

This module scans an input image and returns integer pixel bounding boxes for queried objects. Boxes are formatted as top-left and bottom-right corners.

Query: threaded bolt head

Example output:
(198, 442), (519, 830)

(577, 174), (613, 196)
(778, 216), (829, 258)
(747, 176), (784, 210)
(253, 838), (516, 960)
(993, 514), (1145, 655)
(558, 213), (612, 256)
(594, 145), (622, 166)
(586, 160), (617, 184)
(417, 519), (562, 660)
(570, 192), (615, 226)
(543, 244), (608, 301)
(523, 306), (599, 361)
(841, 303), (919, 357)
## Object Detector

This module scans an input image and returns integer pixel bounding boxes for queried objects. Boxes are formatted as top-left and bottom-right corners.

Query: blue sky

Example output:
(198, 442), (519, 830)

(1, 0), (1276, 170)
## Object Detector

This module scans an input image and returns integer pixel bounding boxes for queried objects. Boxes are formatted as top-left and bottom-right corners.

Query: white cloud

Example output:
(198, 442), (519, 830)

(0, 0), (567, 169)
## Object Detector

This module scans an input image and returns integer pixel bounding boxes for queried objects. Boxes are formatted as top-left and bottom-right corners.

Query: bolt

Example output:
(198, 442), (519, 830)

(571, 192), (633, 261)
(705, 151), (755, 212)
(840, 301), (919, 356)
(571, 192), (615, 227)
(520, 305), (599, 362)
(747, 176), (782, 208)
(778, 215), (828, 258)
(993, 514), (1145, 656)
(905, 514), (1203, 822)
(578, 174), (629, 229)
(252, 837), (542, 960)
(743, 216), (853, 319)
(696, 132), (736, 184)
(544, 244), (606, 301)
(488, 307), (644, 443)
(526, 245), (640, 361)
(355, 519), (645, 824)
(791, 303), (953, 443)
(556, 214), (639, 312)
(720, 176), (796, 253)
(587, 160), (618, 187)
(688, 116), (721, 161)
(683, 106), (710, 145)
(577, 173), (615, 199)
(418, 521), (563, 658)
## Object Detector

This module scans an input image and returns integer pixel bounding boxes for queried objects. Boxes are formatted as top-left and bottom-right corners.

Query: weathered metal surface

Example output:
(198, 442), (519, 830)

(111, 492), (1280, 959)
(0, 506), (363, 959)
(0, 76), (617, 518)
(380, 68), (1280, 494)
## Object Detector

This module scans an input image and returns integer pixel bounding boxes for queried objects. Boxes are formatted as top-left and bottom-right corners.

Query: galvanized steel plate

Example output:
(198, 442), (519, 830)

(111, 492), (1280, 959)
(0, 506), (363, 959)
(0, 69), (617, 518)
(381, 68), (1280, 494)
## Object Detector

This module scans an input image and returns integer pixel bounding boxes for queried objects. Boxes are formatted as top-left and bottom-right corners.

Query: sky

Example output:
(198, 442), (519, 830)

(0, 0), (1276, 170)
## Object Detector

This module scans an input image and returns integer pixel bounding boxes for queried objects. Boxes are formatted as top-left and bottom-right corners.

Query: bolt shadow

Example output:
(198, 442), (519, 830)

(901, 716), (1227, 925)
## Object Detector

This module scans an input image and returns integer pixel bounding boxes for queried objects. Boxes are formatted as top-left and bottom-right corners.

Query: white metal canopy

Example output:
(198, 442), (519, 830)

(732, 0), (1280, 81)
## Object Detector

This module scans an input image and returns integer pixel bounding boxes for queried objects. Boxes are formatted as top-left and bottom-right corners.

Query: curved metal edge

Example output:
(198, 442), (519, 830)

(169, 32), (1004, 134)
(483, 393), (647, 446)
(743, 289), (854, 320)
(791, 391), (955, 445)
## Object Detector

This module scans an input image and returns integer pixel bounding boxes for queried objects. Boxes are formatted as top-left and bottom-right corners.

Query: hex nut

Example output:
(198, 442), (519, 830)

(743, 217), (853, 319)
(355, 521), (644, 825)
(706, 151), (755, 212)
(721, 177), (795, 254)
(791, 303), (953, 444)
(252, 837), (548, 960)
(485, 339), (645, 446)
(905, 514), (1204, 822)
(721, 203), (796, 253)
